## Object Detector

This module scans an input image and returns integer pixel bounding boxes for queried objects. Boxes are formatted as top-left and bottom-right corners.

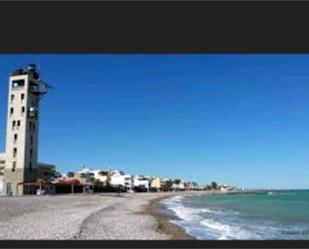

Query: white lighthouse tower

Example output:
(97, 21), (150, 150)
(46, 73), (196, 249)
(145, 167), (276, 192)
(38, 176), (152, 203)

(1, 64), (51, 195)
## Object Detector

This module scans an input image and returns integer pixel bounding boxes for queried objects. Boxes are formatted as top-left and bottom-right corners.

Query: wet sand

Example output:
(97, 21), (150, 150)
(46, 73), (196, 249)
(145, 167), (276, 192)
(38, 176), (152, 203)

(142, 194), (194, 240)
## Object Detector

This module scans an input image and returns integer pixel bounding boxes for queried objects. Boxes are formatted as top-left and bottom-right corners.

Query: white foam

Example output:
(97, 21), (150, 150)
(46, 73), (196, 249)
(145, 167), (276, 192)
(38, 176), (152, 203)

(163, 196), (223, 219)
(202, 218), (259, 240)
(163, 197), (212, 221)
(162, 195), (257, 240)
(200, 219), (232, 239)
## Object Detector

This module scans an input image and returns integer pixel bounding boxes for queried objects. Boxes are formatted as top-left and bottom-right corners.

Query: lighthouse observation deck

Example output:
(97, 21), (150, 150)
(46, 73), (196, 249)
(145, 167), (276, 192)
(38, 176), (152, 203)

(11, 64), (52, 97)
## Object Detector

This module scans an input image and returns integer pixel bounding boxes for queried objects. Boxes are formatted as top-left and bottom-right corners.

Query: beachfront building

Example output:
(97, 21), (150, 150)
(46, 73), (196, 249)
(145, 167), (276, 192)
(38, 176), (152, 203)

(90, 168), (133, 190)
(0, 64), (53, 195)
(171, 179), (186, 191)
(54, 167), (95, 193)
(220, 184), (235, 192)
(133, 175), (150, 192)
(150, 177), (162, 192)
(109, 170), (133, 190)
(59, 167), (134, 191)
(91, 169), (110, 185)
(76, 168), (95, 188)
(160, 178), (173, 191)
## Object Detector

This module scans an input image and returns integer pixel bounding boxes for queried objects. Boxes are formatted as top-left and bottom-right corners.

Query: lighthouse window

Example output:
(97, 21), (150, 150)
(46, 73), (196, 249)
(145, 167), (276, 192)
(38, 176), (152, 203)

(10, 107), (14, 115)
(30, 148), (33, 158)
(13, 148), (17, 158)
(11, 94), (15, 102)
(14, 134), (18, 143)
(12, 120), (16, 129)
(12, 161), (16, 172)
(29, 161), (32, 172)
(33, 122), (35, 132)
(12, 79), (25, 89)
(30, 135), (33, 145)
(22, 106), (25, 113)
(29, 121), (32, 132)
(21, 93), (25, 100)
(17, 120), (21, 127)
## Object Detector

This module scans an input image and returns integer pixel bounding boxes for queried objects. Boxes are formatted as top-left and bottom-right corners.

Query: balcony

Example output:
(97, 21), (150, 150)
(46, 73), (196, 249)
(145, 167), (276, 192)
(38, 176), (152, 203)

(29, 80), (51, 97)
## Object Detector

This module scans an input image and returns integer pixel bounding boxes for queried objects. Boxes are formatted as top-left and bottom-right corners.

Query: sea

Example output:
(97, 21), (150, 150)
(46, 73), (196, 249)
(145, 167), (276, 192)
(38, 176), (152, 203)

(161, 190), (309, 240)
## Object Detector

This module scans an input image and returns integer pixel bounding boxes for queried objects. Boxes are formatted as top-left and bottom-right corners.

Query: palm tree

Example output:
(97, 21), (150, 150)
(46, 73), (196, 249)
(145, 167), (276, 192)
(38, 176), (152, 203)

(67, 172), (75, 178)
(99, 170), (110, 176)
(98, 170), (113, 187)
(94, 179), (103, 187)
(174, 179), (181, 184)
(163, 180), (173, 192)
(211, 181), (218, 190)
(205, 184), (212, 190)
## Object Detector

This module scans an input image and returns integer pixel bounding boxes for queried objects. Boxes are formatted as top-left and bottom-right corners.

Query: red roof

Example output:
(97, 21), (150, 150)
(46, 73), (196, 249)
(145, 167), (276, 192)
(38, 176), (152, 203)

(18, 179), (53, 186)
(56, 179), (81, 185)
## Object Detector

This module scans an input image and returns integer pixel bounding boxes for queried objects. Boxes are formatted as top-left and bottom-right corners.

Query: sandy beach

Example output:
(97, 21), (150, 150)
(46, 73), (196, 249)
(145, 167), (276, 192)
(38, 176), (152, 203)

(0, 192), (192, 240)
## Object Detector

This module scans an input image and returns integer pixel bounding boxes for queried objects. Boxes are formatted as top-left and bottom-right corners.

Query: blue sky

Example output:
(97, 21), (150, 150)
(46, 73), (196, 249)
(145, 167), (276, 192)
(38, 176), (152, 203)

(0, 55), (308, 189)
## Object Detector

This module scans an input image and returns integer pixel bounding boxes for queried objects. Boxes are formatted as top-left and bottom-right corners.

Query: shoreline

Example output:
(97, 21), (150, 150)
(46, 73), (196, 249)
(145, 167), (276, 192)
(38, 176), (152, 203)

(142, 192), (195, 240)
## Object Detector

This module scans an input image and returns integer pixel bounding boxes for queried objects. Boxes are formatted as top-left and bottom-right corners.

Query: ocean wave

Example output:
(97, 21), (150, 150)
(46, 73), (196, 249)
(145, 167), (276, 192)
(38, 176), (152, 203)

(163, 195), (236, 216)
(162, 195), (253, 240)
(163, 199), (221, 219)
(199, 218), (257, 240)
(162, 192), (309, 240)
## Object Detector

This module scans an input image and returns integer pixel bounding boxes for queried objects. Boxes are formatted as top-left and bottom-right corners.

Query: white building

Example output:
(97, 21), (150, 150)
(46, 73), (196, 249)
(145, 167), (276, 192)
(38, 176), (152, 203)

(91, 169), (109, 184)
(0, 64), (52, 195)
(171, 180), (186, 191)
(220, 184), (235, 192)
(110, 170), (132, 190)
(90, 168), (133, 190)
(133, 175), (150, 191)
